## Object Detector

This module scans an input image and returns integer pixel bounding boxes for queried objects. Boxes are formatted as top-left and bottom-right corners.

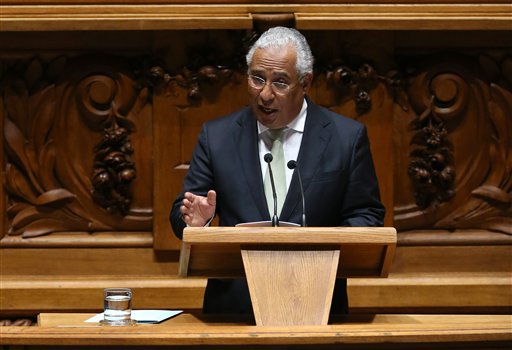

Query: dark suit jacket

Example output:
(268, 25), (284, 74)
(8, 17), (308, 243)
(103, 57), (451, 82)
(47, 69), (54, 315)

(170, 98), (385, 315)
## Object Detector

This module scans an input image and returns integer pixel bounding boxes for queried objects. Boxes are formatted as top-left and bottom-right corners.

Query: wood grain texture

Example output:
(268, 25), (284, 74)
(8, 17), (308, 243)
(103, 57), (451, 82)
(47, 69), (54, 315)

(0, 97), (5, 241)
(1, 3), (510, 31)
(0, 2), (511, 322)
(1, 276), (206, 313)
(183, 227), (398, 244)
(242, 249), (339, 325)
(1, 313), (511, 348)
(1, 241), (509, 315)
(179, 227), (397, 278)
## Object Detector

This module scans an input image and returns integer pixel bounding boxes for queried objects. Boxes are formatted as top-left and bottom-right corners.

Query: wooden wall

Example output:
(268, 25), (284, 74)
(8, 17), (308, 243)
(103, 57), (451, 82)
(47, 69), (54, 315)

(1, 1), (511, 320)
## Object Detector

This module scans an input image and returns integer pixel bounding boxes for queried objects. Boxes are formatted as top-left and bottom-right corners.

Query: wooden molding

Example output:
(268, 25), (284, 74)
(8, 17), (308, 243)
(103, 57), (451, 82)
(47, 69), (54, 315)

(1, 4), (510, 31)
(0, 5), (254, 31)
(0, 231), (153, 248)
(3, 313), (512, 348)
(0, 276), (206, 315)
(295, 4), (512, 30)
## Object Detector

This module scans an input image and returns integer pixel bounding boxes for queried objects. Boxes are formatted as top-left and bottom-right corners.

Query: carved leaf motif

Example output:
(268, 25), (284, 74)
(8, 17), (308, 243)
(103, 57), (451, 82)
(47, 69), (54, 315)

(29, 84), (56, 152)
(17, 219), (88, 238)
(34, 188), (76, 206)
(6, 202), (30, 217)
(395, 54), (512, 234)
(485, 141), (509, 188)
(472, 185), (511, 205)
(4, 112), (32, 175)
(480, 217), (512, 235)
(11, 207), (43, 231)
(38, 140), (57, 190)
(23, 142), (43, 193)
(489, 84), (512, 160)
(2, 55), (154, 238)
(9, 190), (76, 234)
(4, 164), (37, 204)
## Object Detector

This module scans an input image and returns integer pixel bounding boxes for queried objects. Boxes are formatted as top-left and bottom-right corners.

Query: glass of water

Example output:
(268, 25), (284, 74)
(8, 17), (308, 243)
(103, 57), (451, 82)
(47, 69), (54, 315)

(101, 288), (136, 326)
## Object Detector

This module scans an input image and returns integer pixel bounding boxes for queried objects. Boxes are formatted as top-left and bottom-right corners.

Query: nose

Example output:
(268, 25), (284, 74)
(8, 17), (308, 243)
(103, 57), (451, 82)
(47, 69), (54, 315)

(259, 82), (275, 102)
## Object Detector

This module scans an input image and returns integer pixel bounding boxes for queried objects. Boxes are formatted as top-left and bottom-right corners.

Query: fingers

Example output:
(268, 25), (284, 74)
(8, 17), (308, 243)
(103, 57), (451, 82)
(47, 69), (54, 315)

(180, 191), (216, 227)
(181, 213), (191, 225)
(206, 190), (217, 207)
(180, 192), (194, 223)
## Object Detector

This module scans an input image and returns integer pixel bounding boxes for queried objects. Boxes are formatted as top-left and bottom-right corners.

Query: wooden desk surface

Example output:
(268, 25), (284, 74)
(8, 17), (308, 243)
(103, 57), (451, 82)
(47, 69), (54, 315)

(1, 313), (511, 349)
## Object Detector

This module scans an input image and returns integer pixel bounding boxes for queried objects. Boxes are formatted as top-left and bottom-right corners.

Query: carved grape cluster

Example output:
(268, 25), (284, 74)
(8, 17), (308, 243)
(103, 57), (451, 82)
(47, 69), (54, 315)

(326, 63), (392, 115)
(408, 122), (455, 209)
(91, 126), (136, 215)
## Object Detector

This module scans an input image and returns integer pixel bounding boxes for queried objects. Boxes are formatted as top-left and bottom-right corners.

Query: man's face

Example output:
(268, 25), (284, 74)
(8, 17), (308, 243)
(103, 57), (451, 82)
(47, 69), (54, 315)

(248, 45), (311, 129)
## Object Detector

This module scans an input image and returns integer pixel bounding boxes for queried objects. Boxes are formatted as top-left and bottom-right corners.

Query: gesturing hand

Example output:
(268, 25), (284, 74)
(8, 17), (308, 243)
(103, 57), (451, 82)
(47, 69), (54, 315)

(180, 190), (217, 227)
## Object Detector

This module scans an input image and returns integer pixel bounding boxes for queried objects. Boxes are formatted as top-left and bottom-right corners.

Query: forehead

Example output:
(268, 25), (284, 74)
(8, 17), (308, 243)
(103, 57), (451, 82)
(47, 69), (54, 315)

(249, 45), (298, 77)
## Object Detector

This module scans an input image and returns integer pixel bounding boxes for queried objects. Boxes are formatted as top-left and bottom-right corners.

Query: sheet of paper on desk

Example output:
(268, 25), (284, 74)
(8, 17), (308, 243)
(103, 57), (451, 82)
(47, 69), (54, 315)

(85, 310), (183, 324)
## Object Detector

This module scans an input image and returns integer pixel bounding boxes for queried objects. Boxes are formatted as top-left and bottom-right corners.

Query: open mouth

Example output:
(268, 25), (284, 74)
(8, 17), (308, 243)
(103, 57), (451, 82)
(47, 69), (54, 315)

(260, 106), (277, 114)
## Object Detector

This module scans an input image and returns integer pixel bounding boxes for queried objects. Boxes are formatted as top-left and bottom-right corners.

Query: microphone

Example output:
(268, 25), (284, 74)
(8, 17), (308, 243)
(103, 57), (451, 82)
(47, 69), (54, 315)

(264, 153), (279, 227)
(287, 160), (307, 227)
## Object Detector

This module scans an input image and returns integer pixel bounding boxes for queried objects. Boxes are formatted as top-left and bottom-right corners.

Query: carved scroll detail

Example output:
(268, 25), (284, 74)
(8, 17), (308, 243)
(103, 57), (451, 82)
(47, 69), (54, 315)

(396, 55), (512, 234)
(74, 74), (137, 215)
(2, 56), (152, 238)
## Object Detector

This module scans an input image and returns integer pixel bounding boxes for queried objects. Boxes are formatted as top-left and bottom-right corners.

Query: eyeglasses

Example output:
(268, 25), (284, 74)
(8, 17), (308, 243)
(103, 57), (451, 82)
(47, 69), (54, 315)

(247, 75), (298, 95)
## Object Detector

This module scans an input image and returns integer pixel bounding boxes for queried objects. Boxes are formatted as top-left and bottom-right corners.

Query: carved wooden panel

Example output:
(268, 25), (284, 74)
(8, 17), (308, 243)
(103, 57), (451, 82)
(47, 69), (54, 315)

(1, 56), (153, 240)
(1, 30), (511, 249)
(394, 54), (512, 234)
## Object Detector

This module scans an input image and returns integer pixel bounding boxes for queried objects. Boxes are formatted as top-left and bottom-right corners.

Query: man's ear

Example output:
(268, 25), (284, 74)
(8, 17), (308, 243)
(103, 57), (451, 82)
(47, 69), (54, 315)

(302, 73), (313, 93)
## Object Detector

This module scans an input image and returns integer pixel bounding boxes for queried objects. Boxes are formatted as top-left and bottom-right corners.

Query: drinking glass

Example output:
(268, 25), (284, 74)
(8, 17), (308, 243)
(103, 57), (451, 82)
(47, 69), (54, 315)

(101, 288), (136, 326)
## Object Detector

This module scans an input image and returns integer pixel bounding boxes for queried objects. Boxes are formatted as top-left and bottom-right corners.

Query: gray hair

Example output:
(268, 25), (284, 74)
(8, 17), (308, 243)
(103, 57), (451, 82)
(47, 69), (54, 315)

(246, 27), (314, 79)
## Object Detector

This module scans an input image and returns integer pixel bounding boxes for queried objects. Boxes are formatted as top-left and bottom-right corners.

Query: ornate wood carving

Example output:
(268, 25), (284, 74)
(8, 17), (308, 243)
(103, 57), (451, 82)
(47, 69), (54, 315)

(1, 31), (511, 242)
(91, 125), (136, 215)
(325, 63), (403, 116)
(1, 56), (152, 238)
(0, 318), (33, 326)
(141, 31), (251, 103)
(395, 54), (512, 234)
(407, 96), (455, 209)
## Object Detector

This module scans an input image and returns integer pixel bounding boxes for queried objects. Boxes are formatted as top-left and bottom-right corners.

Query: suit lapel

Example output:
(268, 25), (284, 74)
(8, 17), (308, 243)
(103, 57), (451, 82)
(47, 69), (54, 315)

(280, 101), (332, 221)
(234, 109), (270, 220)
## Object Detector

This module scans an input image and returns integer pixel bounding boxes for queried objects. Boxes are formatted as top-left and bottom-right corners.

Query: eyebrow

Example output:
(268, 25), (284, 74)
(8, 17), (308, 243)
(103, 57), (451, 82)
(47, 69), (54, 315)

(249, 70), (291, 80)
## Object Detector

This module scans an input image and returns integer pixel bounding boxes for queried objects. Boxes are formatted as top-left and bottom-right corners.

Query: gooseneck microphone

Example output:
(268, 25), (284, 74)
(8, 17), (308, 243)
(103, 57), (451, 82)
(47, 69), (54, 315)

(264, 153), (279, 227)
(287, 160), (307, 227)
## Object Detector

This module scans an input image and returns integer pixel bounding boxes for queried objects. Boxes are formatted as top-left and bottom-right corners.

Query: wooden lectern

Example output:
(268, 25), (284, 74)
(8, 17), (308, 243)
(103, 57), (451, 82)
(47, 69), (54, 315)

(179, 226), (396, 326)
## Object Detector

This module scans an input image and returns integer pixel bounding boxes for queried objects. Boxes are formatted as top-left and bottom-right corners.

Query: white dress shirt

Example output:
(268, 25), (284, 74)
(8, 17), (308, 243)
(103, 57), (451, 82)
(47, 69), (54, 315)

(258, 98), (307, 191)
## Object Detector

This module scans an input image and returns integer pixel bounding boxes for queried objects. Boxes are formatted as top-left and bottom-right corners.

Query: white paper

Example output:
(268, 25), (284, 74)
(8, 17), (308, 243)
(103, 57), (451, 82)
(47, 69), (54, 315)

(85, 310), (183, 324)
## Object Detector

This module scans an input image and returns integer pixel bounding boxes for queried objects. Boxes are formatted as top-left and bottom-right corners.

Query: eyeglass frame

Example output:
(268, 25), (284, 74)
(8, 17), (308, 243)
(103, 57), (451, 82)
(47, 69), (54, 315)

(247, 74), (302, 95)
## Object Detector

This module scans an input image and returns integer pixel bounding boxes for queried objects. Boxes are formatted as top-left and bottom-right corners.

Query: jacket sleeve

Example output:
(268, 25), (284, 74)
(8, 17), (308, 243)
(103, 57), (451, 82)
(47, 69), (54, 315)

(169, 124), (214, 239)
(339, 125), (385, 227)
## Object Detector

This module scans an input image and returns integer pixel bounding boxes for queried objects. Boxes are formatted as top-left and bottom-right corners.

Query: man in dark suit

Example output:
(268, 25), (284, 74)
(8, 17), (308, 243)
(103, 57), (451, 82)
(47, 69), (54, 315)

(170, 27), (385, 315)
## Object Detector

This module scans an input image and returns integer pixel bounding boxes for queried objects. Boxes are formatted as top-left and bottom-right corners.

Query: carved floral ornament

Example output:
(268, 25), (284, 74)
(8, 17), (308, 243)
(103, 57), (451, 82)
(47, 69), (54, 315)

(1, 56), (151, 238)
(397, 54), (512, 234)
(1, 49), (511, 238)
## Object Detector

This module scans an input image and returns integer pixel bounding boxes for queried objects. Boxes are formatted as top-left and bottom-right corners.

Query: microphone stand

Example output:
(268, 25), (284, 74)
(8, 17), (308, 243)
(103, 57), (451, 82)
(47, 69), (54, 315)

(287, 160), (307, 227)
(265, 153), (279, 227)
